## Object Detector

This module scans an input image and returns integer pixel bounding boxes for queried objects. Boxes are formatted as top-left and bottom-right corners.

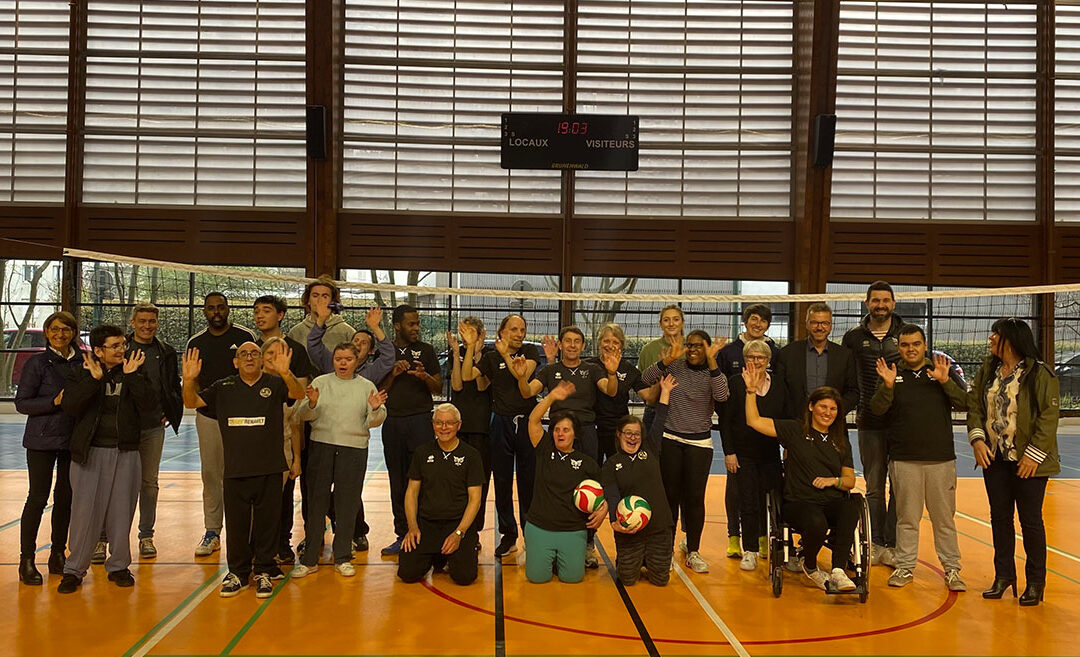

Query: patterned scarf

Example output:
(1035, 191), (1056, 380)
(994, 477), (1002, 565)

(986, 363), (1023, 462)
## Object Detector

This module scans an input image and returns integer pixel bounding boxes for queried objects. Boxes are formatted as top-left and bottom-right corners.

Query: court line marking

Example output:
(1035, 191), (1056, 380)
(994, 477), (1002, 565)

(955, 508), (1080, 566)
(0, 503), (51, 532)
(671, 560), (751, 657)
(122, 564), (229, 657)
(494, 543), (506, 657)
(595, 539), (660, 657)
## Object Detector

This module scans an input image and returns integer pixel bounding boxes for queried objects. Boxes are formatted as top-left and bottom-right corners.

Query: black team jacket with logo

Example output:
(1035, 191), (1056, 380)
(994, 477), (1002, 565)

(841, 313), (904, 430)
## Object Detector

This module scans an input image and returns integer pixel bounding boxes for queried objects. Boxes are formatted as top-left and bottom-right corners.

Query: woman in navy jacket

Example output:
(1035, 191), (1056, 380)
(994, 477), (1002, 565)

(14, 311), (82, 585)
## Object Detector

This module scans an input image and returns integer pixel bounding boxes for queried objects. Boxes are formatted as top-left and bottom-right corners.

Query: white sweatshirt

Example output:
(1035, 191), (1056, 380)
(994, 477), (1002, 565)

(295, 373), (387, 449)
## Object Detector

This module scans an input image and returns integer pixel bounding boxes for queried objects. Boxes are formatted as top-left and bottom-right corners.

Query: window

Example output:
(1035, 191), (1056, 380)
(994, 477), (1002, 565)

(0, 0), (69, 203)
(1057, 5), (1080, 222)
(0, 258), (61, 398)
(832, 2), (1037, 222)
(574, 0), (793, 218)
(341, 0), (564, 212)
(81, 1), (307, 207)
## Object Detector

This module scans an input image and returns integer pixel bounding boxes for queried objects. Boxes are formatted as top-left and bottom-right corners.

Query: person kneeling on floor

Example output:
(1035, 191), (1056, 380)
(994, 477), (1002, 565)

(398, 403), (484, 585)
(601, 374), (677, 586)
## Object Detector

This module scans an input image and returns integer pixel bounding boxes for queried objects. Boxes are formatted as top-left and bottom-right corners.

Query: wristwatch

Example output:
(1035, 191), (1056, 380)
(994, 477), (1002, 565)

(454, 529), (464, 537)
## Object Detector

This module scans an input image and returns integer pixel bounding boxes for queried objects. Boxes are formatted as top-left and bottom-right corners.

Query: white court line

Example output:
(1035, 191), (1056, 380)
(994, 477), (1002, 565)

(954, 509), (1080, 566)
(672, 561), (751, 657)
(129, 565), (228, 657)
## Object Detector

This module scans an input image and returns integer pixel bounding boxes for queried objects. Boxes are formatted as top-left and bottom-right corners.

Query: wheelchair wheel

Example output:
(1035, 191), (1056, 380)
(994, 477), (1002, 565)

(766, 491), (783, 597)
(853, 492), (872, 603)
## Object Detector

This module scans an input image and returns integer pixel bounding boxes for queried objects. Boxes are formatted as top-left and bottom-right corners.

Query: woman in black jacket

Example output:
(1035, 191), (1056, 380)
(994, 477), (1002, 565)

(14, 311), (82, 585)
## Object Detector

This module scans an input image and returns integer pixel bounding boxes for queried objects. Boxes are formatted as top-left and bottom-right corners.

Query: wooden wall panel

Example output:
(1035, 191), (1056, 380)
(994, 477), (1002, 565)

(337, 212), (562, 274)
(830, 222), (1040, 286)
(0, 206), (65, 259)
(77, 207), (308, 267)
(1058, 226), (1080, 283)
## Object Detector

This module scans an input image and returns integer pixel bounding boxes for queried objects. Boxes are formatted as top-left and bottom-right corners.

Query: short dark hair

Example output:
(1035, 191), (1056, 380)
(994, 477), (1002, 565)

(865, 280), (894, 301)
(253, 295), (287, 315)
(89, 324), (124, 349)
(558, 326), (585, 342)
(742, 303), (772, 325)
(686, 329), (712, 345)
(549, 409), (581, 442)
(204, 291), (228, 305)
(898, 323), (925, 341)
(616, 415), (644, 434)
(392, 304), (418, 324)
(806, 302), (832, 317)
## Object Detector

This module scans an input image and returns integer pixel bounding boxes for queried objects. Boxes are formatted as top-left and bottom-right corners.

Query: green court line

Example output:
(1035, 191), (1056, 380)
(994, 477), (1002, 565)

(122, 564), (230, 657)
(0, 503), (51, 532)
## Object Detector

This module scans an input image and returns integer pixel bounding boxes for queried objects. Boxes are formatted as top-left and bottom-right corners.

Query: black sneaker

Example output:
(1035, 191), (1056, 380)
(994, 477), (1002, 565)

(107, 569), (135, 587)
(267, 566), (287, 581)
(494, 536), (518, 558)
(352, 536), (369, 552)
(219, 573), (248, 598)
(274, 549), (295, 565)
(57, 573), (81, 594)
(254, 573), (274, 599)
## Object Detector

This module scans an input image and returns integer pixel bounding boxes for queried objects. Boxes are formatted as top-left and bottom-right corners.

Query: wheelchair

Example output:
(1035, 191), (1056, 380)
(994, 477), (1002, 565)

(764, 489), (872, 603)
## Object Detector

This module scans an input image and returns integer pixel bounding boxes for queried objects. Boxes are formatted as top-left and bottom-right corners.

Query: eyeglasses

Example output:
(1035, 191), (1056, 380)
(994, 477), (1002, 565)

(618, 431), (642, 438)
(103, 341), (127, 351)
(236, 351), (261, 359)
(808, 321), (832, 328)
(745, 354), (769, 362)
(47, 326), (74, 334)
(433, 420), (460, 427)
(684, 342), (706, 350)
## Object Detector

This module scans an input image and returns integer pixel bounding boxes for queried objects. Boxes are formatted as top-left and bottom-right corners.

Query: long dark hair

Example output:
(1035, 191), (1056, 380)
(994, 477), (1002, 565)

(990, 317), (1041, 366)
(803, 386), (848, 456)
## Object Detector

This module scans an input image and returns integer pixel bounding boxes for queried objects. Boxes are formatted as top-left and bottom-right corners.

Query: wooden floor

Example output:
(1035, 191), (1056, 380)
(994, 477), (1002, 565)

(4, 463), (1080, 657)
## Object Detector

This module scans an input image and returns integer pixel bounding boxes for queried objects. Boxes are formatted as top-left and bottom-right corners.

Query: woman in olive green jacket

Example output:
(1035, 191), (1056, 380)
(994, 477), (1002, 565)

(967, 318), (1059, 607)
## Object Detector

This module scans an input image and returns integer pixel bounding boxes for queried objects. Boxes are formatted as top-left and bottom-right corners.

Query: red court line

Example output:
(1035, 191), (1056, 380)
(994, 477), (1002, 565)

(423, 559), (958, 647)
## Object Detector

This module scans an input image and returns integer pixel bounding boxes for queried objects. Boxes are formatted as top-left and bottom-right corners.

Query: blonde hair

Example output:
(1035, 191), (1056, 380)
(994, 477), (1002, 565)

(597, 322), (626, 349)
(743, 339), (772, 362)
(260, 336), (286, 356)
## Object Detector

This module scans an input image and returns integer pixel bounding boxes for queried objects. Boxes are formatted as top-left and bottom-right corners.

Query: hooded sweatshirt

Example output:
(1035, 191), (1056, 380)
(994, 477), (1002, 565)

(288, 313), (355, 375)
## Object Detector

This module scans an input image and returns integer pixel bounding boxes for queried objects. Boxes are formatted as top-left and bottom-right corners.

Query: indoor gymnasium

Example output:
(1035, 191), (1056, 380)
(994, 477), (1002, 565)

(2, 2), (1079, 657)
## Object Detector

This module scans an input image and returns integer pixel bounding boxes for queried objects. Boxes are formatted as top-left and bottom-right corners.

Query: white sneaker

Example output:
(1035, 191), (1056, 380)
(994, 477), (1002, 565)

(335, 562), (356, 577)
(739, 551), (758, 571)
(290, 563), (317, 579)
(685, 551), (709, 573)
(195, 532), (220, 557)
(679, 536), (688, 553)
(830, 567), (856, 591)
(584, 543), (599, 570)
(803, 564), (828, 590)
(945, 569), (966, 592)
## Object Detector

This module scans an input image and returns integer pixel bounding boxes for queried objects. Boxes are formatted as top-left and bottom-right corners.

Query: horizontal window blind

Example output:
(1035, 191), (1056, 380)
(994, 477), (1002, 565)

(0, 0), (69, 203)
(832, 1), (1037, 222)
(574, 0), (793, 219)
(342, 0), (564, 213)
(82, 1), (306, 207)
(1057, 6), (1080, 222)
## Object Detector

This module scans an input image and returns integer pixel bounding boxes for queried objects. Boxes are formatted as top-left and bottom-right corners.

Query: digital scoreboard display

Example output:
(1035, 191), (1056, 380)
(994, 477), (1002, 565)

(501, 113), (639, 171)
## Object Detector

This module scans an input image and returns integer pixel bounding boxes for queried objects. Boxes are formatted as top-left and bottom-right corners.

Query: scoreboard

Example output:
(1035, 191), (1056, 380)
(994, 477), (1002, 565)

(501, 113), (639, 171)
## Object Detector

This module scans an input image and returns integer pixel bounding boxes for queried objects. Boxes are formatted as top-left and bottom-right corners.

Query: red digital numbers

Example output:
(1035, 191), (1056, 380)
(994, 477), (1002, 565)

(557, 121), (588, 135)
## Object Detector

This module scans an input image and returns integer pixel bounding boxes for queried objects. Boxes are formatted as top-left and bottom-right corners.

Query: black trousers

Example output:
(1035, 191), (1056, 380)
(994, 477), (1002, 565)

(783, 496), (861, 571)
(725, 469), (741, 538)
(734, 458), (783, 552)
(597, 423), (618, 466)
(397, 518), (479, 586)
(983, 456), (1048, 584)
(613, 527), (673, 586)
(383, 413), (435, 538)
(490, 413), (535, 540)
(659, 438), (713, 552)
(223, 473), (283, 580)
(278, 475), (296, 552)
(21, 448), (72, 557)
(459, 431), (492, 534)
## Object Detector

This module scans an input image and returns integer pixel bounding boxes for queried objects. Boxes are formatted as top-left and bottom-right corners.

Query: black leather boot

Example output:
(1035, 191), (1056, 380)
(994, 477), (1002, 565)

(981, 577), (1017, 599)
(48, 549), (66, 575)
(19, 556), (43, 585)
(1019, 582), (1045, 607)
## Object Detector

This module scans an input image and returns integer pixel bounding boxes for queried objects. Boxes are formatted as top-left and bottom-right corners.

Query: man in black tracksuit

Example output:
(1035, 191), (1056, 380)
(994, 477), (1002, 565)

(841, 281), (903, 564)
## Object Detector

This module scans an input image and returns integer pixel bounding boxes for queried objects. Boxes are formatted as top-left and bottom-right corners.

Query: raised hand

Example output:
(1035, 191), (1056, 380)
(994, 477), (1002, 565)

(265, 344), (293, 375)
(365, 306), (383, 331)
(368, 389), (388, 409)
(495, 335), (511, 356)
(446, 330), (460, 355)
(312, 294), (332, 326)
(541, 335), (558, 363)
(929, 353), (951, 383)
(705, 338), (724, 362)
(123, 349), (146, 374)
(875, 357), (897, 388)
(305, 384), (320, 406)
(659, 373), (678, 394)
(181, 348), (202, 381)
(661, 340), (686, 365)
(458, 321), (478, 347)
(508, 354), (529, 379)
(82, 352), (103, 380)
(547, 380), (576, 401)
(602, 347), (622, 375)
(741, 361), (764, 390)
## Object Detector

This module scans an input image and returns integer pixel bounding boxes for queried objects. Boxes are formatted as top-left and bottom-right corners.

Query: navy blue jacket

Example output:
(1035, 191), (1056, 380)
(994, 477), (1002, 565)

(14, 347), (83, 451)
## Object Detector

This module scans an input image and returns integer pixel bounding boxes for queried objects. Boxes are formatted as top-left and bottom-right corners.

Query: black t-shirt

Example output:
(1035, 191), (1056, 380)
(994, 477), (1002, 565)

(386, 341), (441, 417)
(535, 360), (605, 423)
(477, 344), (541, 417)
(588, 357), (647, 429)
(200, 373), (290, 478)
(600, 437), (673, 536)
(187, 324), (258, 416)
(527, 433), (601, 532)
(92, 367), (125, 448)
(255, 334), (314, 381)
(451, 346), (492, 434)
(774, 419), (853, 505)
(407, 439), (485, 521)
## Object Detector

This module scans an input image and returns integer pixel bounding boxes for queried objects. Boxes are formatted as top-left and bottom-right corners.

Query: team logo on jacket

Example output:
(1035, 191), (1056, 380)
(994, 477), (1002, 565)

(453, 456), (464, 467)
(499, 362), (507, 370)
(571, 458), (582, 470)
(894, 376), (904, 384)
(638, 451), (648, 461)
(616, 371), (627, 381)
(615, 462), (623, 470)
(427, 454), (435, 463)
(259, 387), (272, 398)
(411, 350), (422, 359)
(554, 372), (562, 380)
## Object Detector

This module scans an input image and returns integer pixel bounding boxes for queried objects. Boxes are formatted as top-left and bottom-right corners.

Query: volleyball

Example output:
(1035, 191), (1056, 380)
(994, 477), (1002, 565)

(573, 479), (605, 513)
(616, 495), (652, 531)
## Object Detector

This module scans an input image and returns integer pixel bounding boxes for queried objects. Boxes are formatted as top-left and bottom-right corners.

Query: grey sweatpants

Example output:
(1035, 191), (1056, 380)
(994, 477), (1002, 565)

(65, 447), (141, 578)
(138, 425), (166, 538)
(196, 412), (224, 533)
(889, 459), (962, 572)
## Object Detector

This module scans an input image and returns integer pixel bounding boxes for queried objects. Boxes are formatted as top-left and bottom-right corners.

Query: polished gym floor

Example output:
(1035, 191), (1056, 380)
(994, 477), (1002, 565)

(3, 414), (1079, 657)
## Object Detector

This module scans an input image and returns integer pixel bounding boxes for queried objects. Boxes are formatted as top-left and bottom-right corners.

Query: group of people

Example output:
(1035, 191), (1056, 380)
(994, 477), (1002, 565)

(14, 277), (1059, 607)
